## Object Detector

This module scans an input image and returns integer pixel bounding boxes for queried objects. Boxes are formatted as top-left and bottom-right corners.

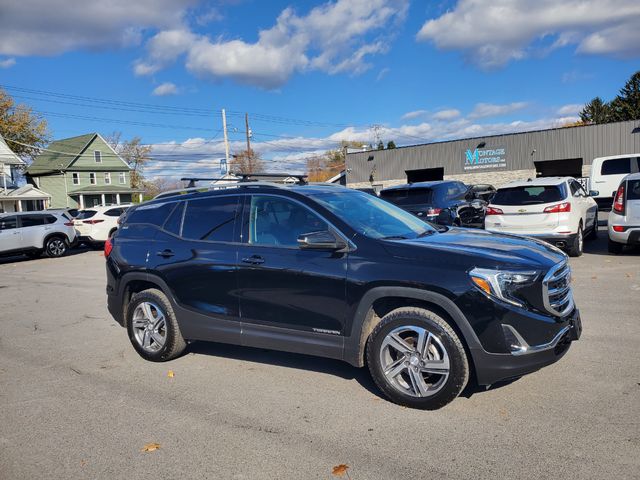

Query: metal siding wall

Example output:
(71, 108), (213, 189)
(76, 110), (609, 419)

(346, 120), (640, 184)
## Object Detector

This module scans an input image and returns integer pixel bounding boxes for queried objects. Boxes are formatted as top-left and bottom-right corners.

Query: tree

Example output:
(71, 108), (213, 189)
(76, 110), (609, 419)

(144, 177), (181, 199)
(106, 132), (152, 189)
(387, 140), (397, 149)
(579, 97), (612, 124)
(230, 149), (264, 175)
(0, 88), (49, 160)
(377, 140), (385, 150)
(610, 71), (640, 121)
(306, 140), (366, 182)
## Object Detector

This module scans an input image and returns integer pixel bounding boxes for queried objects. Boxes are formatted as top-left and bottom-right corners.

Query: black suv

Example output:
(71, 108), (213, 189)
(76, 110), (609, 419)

(105, 182), (581, 409)
(380, 180), (487, 228)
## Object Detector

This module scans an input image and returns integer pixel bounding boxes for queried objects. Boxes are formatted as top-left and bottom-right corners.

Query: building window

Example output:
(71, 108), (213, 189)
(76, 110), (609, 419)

(90, 172), (97, 185)
(119, 172), (126, 184)
(104, 172), (111, 185)
(72, 173), (80, 185)
(94, 151), (102, 163)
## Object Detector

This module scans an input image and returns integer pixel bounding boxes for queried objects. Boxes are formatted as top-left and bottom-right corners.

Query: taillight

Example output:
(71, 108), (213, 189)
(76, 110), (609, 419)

(612, 225), (626, 232)
(426, 207), (441, 215)
(83, 219), (104, 224)
(613, 184), (625, 215)
(104, 237), (113, 257)
(485, 206), (503, 215)
(543, 202), (571, 213)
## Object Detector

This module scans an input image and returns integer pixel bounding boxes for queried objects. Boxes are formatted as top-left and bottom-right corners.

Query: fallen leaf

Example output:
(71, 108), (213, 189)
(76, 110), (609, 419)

(332, 464), (349, 477)
(167, 370), (174, 378)
(141, 443), (161, 452)
(591, 276), (597, 280)
(626, 273), (632, 278)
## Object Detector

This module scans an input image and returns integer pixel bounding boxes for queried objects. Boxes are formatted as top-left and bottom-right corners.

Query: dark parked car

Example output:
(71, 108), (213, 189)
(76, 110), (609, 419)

(379, 181), (487, 228)
(468, 184), (497, 202)
(105, 182), (581, 410)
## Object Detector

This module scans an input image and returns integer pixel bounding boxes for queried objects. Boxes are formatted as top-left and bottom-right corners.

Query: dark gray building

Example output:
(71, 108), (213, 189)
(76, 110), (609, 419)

(345, 120), (640, 191)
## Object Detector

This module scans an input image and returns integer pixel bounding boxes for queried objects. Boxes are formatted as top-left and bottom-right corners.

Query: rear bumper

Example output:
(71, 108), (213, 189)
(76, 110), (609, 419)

(523, 232), (577, 249)
(608, 226), (640, 245)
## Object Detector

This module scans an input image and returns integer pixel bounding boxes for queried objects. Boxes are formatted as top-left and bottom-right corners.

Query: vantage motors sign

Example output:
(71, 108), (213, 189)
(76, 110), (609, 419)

(463, 146), (507, 170)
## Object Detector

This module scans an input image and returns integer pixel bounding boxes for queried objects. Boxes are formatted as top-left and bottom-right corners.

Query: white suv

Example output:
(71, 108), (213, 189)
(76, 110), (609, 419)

(74, 205), (130, 246)
(485, 177), (598, 257)
(0, 211), (77, 258)
(608, 172), (640, 254)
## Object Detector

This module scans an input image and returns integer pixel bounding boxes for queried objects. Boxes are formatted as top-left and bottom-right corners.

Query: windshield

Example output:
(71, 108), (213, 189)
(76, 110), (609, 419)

(313, 190), (437, 239)
(492, 185), (566, 205)
(380, 187), (434, 206)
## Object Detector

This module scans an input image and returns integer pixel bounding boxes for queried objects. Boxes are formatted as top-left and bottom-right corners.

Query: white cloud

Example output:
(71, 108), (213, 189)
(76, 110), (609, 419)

(136, 0), (408, 88)
(0, 58), (16, 68)
(468, 102), (528, 119)
(556, 104), (583, 116)
(401, 110), (427, 120)
(376, 67), (390, 81)
(417, 0), (640, 68)
(432, 109), (461, 120)
(152, 82), (179, 96)
(0, 0), (196, 56)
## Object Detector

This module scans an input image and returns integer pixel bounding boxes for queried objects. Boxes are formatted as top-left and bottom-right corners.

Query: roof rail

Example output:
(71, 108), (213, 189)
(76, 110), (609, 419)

(153, 180), (298, 200)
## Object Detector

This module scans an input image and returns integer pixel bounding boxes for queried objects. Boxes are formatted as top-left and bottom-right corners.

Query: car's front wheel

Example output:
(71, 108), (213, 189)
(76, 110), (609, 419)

(366, 307), (469, 410)
(45, 236), (68, 258)
(126, 288), (186, 362)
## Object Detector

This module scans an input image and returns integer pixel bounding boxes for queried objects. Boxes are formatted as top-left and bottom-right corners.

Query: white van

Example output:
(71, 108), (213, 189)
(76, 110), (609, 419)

(590, 154), (640, 207)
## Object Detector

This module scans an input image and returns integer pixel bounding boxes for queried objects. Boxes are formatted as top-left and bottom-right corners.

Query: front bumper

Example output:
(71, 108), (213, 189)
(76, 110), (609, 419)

(472, 309), (581, 385)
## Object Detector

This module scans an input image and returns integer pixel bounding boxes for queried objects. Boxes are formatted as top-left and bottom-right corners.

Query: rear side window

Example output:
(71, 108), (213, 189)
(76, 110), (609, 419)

(182, 196), (239, 242)
(492, 185), (566, 205)
(104, 208), (124, 217)
(126, 202), (176, 227)
(76, 210), (97, 220)
(601, 158), (631, 175)
(44, 215), (57, 224)
(380, 188), (434, 206)
(163, 201), (184, 235)
(627, 180), (640, 200)
(0, 216), (17, 230)
(20, 215), (46, 227)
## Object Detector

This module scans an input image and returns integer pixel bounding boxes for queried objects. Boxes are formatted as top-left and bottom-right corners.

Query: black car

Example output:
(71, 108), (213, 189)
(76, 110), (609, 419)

(379, 181), (486, 228)
(105, 182), (581, 410)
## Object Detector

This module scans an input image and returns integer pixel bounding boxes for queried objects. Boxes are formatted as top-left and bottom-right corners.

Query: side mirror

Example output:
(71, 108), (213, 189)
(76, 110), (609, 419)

(297, 230), (346, 251)
(589, 190), (599, 197)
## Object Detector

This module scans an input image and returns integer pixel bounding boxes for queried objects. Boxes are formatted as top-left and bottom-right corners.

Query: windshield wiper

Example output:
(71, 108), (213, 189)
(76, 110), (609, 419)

(381, 235), (408, 240)
(417, 230), (437, 238)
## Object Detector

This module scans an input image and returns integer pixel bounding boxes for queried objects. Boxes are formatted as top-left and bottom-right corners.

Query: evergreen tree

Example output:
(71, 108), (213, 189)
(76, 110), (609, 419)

(579, 97), (612, 124)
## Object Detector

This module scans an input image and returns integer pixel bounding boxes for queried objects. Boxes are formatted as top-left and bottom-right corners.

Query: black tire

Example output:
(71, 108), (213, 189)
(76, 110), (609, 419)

(45, 236), (69, 258)
(567, 225), (583, 257)
(608, 239), (624, 254)
(366, 307), (469, 410)
(126, 288), (186, 362)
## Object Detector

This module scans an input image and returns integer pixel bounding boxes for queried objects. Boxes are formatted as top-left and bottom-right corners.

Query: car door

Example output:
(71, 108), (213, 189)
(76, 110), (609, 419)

(18, 214), (47, 249)
(570, 179), (597, 231)
(237, 194), (349, 337)
(150, 195), (242, 345)
(0, 215), (21, 252)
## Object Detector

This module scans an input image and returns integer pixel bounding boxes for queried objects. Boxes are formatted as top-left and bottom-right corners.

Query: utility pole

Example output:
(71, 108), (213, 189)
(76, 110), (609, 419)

(222, 109), (230, 166)
(245, 113), (252, 156)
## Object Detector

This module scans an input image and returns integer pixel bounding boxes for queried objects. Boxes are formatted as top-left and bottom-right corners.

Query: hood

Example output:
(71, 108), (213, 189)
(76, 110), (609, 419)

(382, 227), (566, 270)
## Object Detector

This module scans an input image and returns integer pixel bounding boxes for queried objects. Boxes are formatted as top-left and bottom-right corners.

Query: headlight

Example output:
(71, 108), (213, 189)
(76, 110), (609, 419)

(469, 268), (539, 307)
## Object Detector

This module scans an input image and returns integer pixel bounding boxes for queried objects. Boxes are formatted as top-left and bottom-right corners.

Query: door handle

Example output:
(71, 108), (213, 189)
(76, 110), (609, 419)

(242, 255), (264, 265)
(156, 249), (175, 258)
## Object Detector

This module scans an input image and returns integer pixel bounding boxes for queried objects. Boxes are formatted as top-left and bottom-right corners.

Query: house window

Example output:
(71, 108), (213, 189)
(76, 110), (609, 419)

(90, 172), (97, 185)
(119, 172), (126, 184)
(72, 173), (80, 185)
(104, 172), (111, 185)
(94, 151), (102, 163)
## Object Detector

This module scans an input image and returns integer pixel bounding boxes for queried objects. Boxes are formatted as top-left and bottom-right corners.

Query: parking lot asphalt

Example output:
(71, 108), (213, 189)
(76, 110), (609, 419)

(1, 233), (639, 480)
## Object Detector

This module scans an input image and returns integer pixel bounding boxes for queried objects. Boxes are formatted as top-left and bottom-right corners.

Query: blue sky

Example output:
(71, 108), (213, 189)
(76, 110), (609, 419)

(1, 0), (639, 178)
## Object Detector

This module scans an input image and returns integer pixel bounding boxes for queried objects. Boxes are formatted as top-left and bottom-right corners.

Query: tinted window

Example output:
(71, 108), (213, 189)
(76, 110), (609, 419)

(247, 196), (328, 247)
(44, 215), (57, 224)
(492, 185), (566, 205)
(380, 188), (433, 206)
(20, 215), (46, 227)
(163, 201), (184, 235)
(76, 210), (97, 220)
(569, 181), (582, 196)
(0, 216), (17, 230)
(627, 180), (640, 200)
(126, 202), (176, 227)
(442, 182), (468, 200)
(182, 196), (239, 242)
(104, 208), (124, 217)
(601, 158), (631, 175)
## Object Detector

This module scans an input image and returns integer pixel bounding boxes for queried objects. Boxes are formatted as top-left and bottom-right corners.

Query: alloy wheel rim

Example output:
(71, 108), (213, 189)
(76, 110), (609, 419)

(48, 239), (65, 256)
(132, 302), (167, 353)
(379, 326), (450, 398)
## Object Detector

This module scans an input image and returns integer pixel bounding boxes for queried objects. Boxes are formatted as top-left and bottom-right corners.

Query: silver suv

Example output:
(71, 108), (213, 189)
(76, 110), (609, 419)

(608, 172), (640, 254)
(0, 211), (77, 259)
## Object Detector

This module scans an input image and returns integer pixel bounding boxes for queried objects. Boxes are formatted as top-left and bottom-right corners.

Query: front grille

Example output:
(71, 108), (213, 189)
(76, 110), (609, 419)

(542, 261), (574, 316)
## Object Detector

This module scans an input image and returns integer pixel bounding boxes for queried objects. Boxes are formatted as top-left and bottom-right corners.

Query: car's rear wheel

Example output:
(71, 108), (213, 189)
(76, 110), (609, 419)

(45, 236), (68, 258)
(126, 288), (186, 362)
(567, 225), (583, 257)
(608, 239), (624, 254)
(366, 307), (469, 410)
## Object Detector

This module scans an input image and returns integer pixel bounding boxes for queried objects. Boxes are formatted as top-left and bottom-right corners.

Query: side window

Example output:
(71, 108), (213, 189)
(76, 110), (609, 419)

(248, 195), (329, 247)
(104, 208), (123, 217)
(569, 181), (581, 196)
(126, 202), (176, 227)
(44, 215), (57, 224)
(182, 196), (239, 242)
(163, 201), (185, 235)
(20, 215), (46, 227)
(0, 216), (17, 230)
(601, 158), (630, 175)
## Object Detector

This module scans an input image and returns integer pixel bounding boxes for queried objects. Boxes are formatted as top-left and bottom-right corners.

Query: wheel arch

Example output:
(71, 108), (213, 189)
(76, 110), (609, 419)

(118, 272), (172, 327)
(42, 231), (69, 249)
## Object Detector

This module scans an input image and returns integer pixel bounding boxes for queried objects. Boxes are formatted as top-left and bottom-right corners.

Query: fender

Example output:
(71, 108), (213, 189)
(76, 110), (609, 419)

(343, 286), (484, 367)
